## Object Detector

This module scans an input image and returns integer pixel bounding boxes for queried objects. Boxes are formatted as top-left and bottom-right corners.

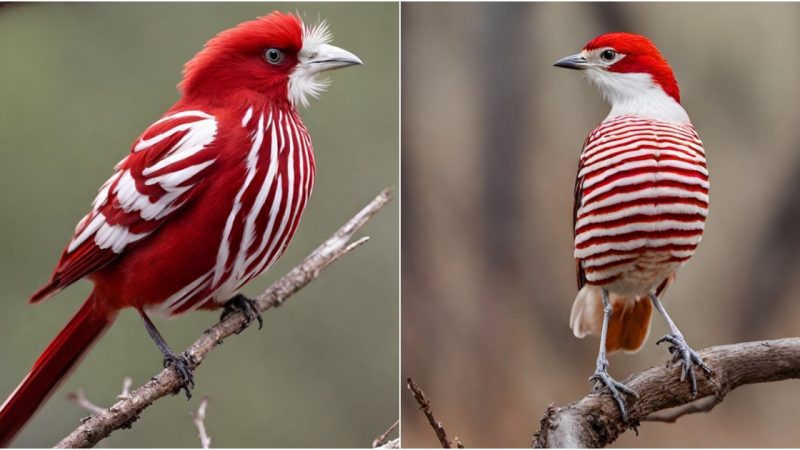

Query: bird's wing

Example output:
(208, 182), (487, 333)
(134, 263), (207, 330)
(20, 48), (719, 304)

(574, 134), (590, 290)
(31, 110), (219, 302)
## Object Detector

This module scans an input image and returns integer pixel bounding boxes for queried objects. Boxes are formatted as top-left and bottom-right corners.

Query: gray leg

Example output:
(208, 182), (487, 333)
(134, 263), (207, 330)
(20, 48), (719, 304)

(139, 309), (195, 399)
(589, 288), (638, 421)
(648, 292), (712, 397)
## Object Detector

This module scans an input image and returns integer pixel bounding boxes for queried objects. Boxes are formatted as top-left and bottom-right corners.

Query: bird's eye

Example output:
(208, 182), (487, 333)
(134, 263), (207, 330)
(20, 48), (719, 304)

(264, 48), (285, 65)
(600, 49), (617, 62)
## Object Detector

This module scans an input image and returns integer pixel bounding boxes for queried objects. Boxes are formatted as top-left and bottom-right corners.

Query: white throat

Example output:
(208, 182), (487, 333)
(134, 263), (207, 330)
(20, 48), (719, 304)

(586, 70), (689, 123)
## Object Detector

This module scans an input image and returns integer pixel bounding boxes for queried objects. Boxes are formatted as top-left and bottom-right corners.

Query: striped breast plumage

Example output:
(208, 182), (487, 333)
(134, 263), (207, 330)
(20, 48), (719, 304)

(573, 114), (708, 295)
(83, 105), (315, 316)
(207, 106), (316, 309)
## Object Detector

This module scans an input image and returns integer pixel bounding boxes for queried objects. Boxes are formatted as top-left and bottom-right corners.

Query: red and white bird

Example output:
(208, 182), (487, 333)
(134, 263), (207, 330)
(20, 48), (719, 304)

(0, 11), (361, 446)
(554, 33), (710, 420)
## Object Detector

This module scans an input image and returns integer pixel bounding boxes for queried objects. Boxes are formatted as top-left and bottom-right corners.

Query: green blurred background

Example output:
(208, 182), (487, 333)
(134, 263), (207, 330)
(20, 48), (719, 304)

(402, 2), (800, 447)
(0, 2), (398, 447)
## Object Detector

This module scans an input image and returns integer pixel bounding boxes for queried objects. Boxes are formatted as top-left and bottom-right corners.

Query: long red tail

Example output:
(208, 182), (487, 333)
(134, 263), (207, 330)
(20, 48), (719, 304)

(0, 293), (115, 447)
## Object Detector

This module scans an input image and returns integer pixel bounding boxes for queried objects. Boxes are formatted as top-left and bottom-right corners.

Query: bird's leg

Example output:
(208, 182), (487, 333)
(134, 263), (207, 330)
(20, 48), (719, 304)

(589, 288), (638, 422)
(220, 293), (263, 330)
(649, 292), (712, 397)
(138, 309), (195, 399)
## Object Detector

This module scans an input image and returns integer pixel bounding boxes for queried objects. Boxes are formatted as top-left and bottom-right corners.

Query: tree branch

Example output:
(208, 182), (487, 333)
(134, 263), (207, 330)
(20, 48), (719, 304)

(532, 338), (800, 448)
(406, 377), (464, 448)
(55, 188), (393, 448)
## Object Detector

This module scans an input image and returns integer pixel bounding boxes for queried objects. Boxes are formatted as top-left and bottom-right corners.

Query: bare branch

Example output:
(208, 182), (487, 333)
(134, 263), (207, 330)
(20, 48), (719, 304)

(372, 420), (399, 448)
(191, 397), (210, 449)
(407, 377), (463, 448)
(55, 188), (393, 448)
(532, 338), (800, 448)
(372, 420), (400, 448)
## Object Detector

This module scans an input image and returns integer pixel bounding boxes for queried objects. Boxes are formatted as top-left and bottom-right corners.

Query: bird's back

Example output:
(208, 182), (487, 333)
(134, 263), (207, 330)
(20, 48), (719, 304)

(573, 114), (708, 295)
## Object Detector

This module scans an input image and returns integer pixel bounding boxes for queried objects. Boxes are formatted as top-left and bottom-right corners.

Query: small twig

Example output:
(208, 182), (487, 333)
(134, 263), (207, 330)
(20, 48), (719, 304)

(117, 377), (132, 400)
(191, 397), (211, 449)
(372, 420), (399, 448)
(66, 390), (105, 416)
(407, 377), (462, 448)
(642, 395), (720, 423)
(68, 377), (135, 416)
(346, 235), (371, 253)
(372, 420), (400, 448)
(56, 188), (393, 448)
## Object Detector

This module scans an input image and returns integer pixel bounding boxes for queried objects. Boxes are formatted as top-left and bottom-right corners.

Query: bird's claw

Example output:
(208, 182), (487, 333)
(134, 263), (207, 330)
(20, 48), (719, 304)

(221, 294), (263, 331)
(656, 334), (712, 397)
(163, 352), (195, 399)
(589, 365), (638, 422)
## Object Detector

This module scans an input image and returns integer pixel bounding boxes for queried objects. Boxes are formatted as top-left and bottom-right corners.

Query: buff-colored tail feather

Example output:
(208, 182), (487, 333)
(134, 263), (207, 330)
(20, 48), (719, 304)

(570, 286), (653, 354)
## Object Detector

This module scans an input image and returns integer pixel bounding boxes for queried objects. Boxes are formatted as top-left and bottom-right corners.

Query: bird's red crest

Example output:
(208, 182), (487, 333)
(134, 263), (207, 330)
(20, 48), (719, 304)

(584, 32), (680, 103)
(179, 11), (304, 103)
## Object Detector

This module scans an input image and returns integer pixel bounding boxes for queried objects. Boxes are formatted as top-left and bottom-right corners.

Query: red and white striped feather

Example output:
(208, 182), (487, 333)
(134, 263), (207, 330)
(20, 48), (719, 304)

(32, 111), (219, 302)
(147, 105), (314, 316)
(573, 114), (707, 295)
(33, 105), (314, 317)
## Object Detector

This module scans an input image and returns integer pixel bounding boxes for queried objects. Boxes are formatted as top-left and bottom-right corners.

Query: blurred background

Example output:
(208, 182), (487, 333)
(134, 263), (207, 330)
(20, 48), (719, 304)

(0, 3), (397, 448)
(402, 2), (800, 447)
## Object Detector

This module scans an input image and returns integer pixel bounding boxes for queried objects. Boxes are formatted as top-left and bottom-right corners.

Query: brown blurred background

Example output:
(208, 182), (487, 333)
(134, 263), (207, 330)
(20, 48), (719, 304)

(0, 3), (398, 447)
(402, 2), (800, 447)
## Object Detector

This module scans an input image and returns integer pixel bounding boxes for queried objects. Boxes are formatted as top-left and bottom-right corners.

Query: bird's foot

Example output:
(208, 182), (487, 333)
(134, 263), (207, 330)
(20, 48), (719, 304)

(656, 334), (712, 397)
(163, 352), (195, 399)
(220, 293), (263, 331)
(590, 361), (638, 422)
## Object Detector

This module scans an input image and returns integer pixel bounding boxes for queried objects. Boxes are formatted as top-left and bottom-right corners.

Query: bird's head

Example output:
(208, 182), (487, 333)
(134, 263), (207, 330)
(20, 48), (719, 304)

(180, 11), (362, 108)
(554, 33), (680, 107)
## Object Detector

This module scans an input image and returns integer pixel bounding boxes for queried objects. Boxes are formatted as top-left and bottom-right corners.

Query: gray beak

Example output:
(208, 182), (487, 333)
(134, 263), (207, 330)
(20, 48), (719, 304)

(305, 43), (363, 73)
(553, 53), (590, 70)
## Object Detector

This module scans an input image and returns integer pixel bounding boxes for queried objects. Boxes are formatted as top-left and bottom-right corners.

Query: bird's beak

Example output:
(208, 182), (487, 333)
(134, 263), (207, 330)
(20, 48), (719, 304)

(304, 43), (363, 74)
(553, 53), (590, 70)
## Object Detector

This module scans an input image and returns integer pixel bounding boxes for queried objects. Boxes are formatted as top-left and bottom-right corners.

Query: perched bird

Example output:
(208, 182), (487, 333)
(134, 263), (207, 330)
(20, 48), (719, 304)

(554, 33), (711, 420)
(0, 11), (361, 446)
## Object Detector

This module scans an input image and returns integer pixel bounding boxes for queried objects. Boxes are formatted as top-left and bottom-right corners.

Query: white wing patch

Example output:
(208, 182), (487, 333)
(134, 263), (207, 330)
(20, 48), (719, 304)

(68, 214), (104, 253)
(66, 111), (218, 255)
(94, 214), (147, 253)
(141, 115), (217, 175)
(134, 111), (214, 152)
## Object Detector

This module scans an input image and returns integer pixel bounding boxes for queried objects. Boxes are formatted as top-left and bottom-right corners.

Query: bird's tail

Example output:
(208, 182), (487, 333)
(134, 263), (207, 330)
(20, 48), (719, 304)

(0, 293), (115, 447)
(569, 285), (652, 354)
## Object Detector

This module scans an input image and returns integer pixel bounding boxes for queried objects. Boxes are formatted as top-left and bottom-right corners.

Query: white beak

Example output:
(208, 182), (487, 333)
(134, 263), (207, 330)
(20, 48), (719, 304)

(302, 43), (363, 74)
